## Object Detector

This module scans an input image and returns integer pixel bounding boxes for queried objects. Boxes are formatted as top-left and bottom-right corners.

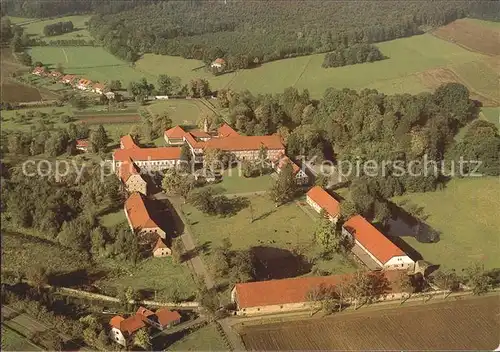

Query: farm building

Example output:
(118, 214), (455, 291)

(211, 58), (226, 69)
(124, 192), (166, 239)
(306, 186), (340, 222)
(272, 155), (309, 185)
(119, 158), (148, 195)
(32, 66), (47, 76)
(75, 139), (89, 152)
(50, 71), (63, 79)
(61, 74), (77, 84)
(110, 307), (181, 346)
(231, 271), (403, 315)
(343, 215), (414, 270)
(105, 91), (116, 100)
(153, 237), (172, 257)
(76, 78), (93, 90)
(164, 126), (189, 145)
(218, 123), (239, 137)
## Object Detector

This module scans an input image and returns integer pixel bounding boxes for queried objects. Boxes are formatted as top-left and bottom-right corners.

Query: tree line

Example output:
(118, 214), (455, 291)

(85, 1), (492, 64)
(43, 21), (74, 36)
(322, 44), (385, 68)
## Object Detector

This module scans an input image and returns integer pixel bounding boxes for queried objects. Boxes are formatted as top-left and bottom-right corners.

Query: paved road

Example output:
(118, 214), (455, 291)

(156, 192), (215, 289)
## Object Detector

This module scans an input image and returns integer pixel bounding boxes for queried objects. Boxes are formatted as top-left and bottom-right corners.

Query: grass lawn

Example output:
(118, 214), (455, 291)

(481, 107), (499, 127)
(99, 208), (128, 229)
(135, 33), (486, 98)
(29, 46), (155, 84)
(210, 168), (274, 194)
(167, 323), (228, 351)
(1, 325), (42, 351)
(147, 99), (209, 126)
(183, 195), (358, 278)
(95, 257), (197, 302)
(392, 177), (500, 271)
(20, 15), (92, 41)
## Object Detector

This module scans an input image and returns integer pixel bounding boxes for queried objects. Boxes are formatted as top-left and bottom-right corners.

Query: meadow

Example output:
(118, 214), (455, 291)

(392, 177), (500, 271)
(147, 99), (211, 126)
(136, 33), (490, 99)
(20, 15), (93, 41)
(240, 295), (499, 350)
(183, 194), (358, 279)
(29, 46), (156, 84)
(481, 107), (499, 127)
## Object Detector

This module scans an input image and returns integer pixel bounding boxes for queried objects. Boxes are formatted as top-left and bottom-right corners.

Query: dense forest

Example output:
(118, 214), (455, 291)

(322, 44), (385, 68)
(85, 0), (499, 64)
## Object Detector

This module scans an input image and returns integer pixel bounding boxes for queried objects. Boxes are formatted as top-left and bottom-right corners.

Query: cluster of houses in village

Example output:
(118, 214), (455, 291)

(109, 306), (181, 347)
(31, 66), (115, 99)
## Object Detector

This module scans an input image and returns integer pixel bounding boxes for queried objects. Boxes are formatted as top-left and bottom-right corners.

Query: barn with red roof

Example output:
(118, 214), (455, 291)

(306, 186), (340, 222)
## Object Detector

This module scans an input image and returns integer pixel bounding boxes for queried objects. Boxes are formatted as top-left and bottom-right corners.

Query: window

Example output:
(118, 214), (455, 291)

(115, 331), (119, 335)
(116, 337), (119, 341)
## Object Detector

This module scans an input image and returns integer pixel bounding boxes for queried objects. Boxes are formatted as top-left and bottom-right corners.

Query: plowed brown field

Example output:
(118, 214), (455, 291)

(240, 295), (500, 350)
(433, 19), (500, 56)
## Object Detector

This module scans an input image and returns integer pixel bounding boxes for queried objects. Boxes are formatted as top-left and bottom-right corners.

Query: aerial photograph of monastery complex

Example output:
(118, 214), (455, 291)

(0, 0), (499, 350)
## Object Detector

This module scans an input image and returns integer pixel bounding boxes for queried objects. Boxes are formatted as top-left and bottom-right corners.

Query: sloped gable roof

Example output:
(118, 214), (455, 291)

(125, 192), (160, 230)
(306, 186), (340, 219)
(343, 215), (406, 265)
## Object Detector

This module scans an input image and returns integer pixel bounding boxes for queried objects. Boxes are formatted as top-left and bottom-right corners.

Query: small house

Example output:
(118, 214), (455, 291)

(273, 155), (309, 185)
(61, 74), (77, 85)
(211, 58), (226, 69)
(32, 66), (47, 76)
(92, 82), (106, 95)
(76, 78), (93, 91)
(109, 315), (145, 347)
(76, 139), (89, 152)
(119, 158), (147, 195)
(50, 71), (63, 79)
(152, 237), (172, 257)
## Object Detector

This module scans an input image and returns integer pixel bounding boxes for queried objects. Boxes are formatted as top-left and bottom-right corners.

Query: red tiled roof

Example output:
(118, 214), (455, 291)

(93, 83), (105, 90)
(32, 66), (46, 73)
(125, 192), (160, 230)
(119, 157), (141, 183)
(109, 316), (124, 329)
(156, 308), (181, 326)
(218, 124), (239, 137)
(76, 139), (88, 147)
(190, 130), (211, 138)
(214, 58), (226, 64)
(136, 306), (155, 318)
(205, 135), (284, 151)
(114, 147), (182, 162)
(78, 78), (92, 86)
(109, 315), (145, 335)
(165, 126), (186, 139)
(61, 74), (76, 82)
(153, 237), (168, 251)
(343, 215), (406, 265)
(234, 271), (400, 309)
(119, 315), (145, 335)
(120, 135), (139, 149)
(306, 186), (340, 219)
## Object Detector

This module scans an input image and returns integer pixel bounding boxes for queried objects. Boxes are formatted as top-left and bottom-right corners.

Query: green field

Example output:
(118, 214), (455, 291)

(1, 325), (42, 351)
(207, 168), (274, 194)
(136, 34), (486, 98)
(168, 324), (228, 351)
(481, 107), (499, 127)
(147, 99), (209, 126)
(183, 195), (357, 277)
(96, 256), (197, 302)
(29, 46), (155, 84)
(393, 177), (500, 271)
(452, 60), (499, 104)
(20, 15), (92, 41)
